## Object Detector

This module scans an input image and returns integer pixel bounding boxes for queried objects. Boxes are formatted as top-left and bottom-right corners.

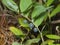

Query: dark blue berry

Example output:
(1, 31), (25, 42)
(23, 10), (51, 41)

(23, 20), (28, 23)
(29, 23), (34, 29)
(33, 28), (38, 32)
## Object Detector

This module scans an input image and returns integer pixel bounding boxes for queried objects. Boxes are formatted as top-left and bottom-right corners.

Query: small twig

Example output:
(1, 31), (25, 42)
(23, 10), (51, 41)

(36, 27), (44, 45)
(56, 26), (60, 34)
(0, 13), (6, 27)
(51, 20), (60, 24)
(41, 25), (46, 32)
(39, 0), (42, 5)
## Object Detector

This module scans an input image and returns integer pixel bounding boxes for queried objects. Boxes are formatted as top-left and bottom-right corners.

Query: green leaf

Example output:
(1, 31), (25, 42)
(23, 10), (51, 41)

(12, 42), (21, 45)
(52, 44), (60, 45)
(32, 4), (46, 18)
(2, 0), (19, 13)
(18, 18), (29, 27)
(46, 34), (60, 39)
(37, 31), (49, 39)
(9, 26), (24, 36)
(42, 31), (49, 36)
(24, 38), (40, 45)
(46, 0), (54, 6)
(41, 40), (54, 45)
(20, 0), (32, 12)
(34, 13), (47, 27)
(50, 4), (60, 17)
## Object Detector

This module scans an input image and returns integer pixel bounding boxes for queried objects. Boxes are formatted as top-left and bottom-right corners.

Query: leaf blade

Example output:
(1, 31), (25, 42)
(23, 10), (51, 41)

(20, 0), (32, 12)
(46, 34), (60, 39)
(34, 13), (47, 27)
(24, 38), (40, 45)
(18, 18), (29, 27)
(46, 0), (54, 6)
(9, 26), (24, 36)
(2, 0), (19, 13)
(50, 4), (60, 17)
(31, 5), (46, 18)
(12, 42), (21, 45)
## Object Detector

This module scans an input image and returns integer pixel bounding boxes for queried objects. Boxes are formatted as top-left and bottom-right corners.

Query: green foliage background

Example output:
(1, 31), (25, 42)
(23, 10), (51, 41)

(1, 0), (60, 45)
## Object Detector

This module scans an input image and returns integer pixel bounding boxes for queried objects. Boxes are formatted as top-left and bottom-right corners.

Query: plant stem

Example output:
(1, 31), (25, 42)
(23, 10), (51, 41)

(19, 14), (45, 45)
(41, 25), (46, 32)
(48, 8), (52, 34)
(36, 27), (44, 45)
